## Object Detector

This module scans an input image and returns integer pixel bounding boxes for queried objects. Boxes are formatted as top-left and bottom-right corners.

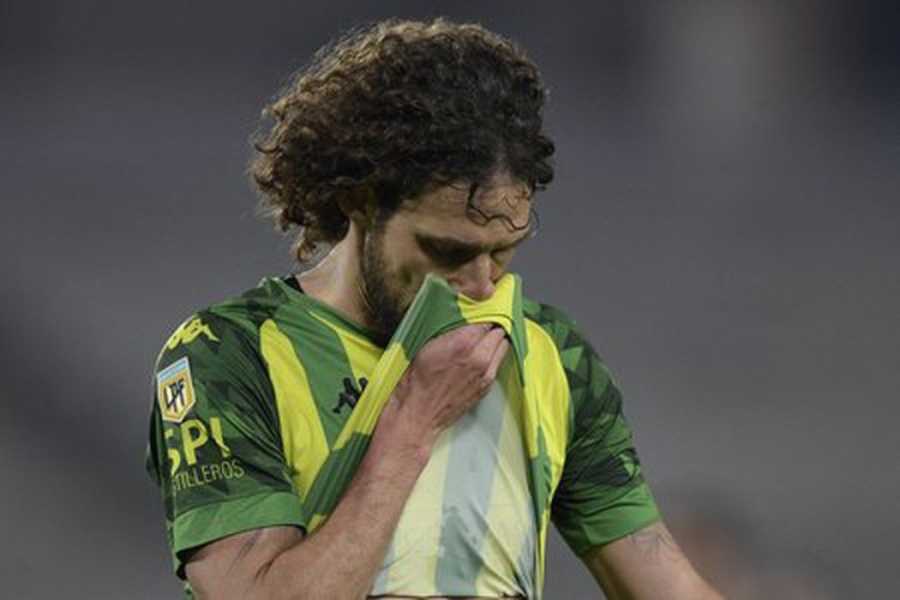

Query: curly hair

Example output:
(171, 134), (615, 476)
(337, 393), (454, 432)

(250, 18), (555, 262)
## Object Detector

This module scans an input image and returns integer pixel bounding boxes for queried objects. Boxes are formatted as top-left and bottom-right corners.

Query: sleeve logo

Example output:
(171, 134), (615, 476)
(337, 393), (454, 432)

(165, 317), (220, 350)
(156, 357), (196, 423)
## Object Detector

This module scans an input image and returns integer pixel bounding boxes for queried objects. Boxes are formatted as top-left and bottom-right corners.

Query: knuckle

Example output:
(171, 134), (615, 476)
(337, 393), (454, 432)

(469, 353), (491, 372)
(472, 340), (494, 360)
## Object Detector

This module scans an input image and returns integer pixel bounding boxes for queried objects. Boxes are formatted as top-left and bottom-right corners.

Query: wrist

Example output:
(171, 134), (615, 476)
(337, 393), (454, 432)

(372, 395), (436, 467)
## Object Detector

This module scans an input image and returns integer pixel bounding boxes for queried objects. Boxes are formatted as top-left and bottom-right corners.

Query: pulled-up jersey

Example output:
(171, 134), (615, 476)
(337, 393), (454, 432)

(146, 274), (659, 598)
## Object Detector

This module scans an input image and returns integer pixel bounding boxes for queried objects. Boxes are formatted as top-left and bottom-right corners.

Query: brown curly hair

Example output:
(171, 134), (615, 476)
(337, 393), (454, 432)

(250, 18), (555, 262)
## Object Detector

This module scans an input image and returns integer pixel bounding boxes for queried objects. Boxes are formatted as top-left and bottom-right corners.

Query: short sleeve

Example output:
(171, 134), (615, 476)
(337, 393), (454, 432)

(528, 303), (661, 555)
(145, 311), (306, 577)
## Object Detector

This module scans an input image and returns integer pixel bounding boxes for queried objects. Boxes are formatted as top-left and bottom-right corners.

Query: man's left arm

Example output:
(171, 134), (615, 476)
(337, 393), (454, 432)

(529, 303), (720, 598)
(582, 520), (722, 599)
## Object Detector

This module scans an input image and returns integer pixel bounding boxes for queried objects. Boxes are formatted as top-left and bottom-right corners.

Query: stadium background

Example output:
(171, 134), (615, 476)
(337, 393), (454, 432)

(1, 1), (897, 597)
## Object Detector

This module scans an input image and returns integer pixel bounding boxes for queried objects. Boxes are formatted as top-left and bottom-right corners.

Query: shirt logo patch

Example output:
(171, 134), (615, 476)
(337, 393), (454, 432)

(157, 357), (196, 423)
(165, 317), (220, 350)
(333, 377), (368, 414)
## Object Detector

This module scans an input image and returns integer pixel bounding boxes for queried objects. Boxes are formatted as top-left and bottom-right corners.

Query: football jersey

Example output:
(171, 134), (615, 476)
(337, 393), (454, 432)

(146, 273), (659, 598)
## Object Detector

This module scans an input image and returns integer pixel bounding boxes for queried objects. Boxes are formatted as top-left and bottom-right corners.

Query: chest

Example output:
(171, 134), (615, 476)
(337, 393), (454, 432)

(371, 378), (537, 597)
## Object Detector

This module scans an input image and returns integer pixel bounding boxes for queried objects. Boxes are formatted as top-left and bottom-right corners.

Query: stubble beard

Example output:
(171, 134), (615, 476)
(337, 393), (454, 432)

(361, 225), (409, 346)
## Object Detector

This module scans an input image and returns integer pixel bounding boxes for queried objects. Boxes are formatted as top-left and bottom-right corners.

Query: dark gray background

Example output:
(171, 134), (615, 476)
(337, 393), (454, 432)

(1, 1), (897, 598)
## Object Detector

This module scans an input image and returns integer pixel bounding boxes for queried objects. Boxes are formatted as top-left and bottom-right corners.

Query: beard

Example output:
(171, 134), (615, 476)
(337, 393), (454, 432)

(361, 224), (412, 346)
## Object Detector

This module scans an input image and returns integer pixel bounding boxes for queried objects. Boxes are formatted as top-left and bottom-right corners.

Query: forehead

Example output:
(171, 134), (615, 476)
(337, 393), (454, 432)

(398, 174), (533, 241)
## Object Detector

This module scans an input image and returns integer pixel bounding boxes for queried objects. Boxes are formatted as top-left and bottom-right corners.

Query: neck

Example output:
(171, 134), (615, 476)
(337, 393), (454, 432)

(296, 222), (373, 330)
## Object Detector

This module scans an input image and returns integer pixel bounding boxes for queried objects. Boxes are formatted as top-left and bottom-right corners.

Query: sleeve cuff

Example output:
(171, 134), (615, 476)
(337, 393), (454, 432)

(553, 485), (661, 556)
(171, 490), (308, 577)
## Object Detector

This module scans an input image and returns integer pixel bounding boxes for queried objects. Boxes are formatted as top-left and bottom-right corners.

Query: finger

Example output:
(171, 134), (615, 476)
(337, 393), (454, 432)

(472, 326), (507, 368)
(443, 323), (493, 345)
(482, 324), (507, 346)
(470, 322), (496, 340)
(472, 324), (505, 350)
(419, 325), (480, 358)
(484, 338), (510, 380)
(452, 323), (498, 352)
(428, 323), (498, 357)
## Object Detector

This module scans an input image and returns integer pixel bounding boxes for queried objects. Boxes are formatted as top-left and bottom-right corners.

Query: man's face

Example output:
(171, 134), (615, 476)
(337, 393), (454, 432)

(361, 172), (534, 341)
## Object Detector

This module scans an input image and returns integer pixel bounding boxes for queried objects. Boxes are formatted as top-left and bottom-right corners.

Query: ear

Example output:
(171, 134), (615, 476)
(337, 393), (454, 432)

(338, 187), (378, 229)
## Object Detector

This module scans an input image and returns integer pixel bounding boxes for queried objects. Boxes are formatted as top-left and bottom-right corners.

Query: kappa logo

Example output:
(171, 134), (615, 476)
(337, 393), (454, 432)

(157, 357), (196, 423)
(333, 377), (368, 414)
(166, 316), (220, 350)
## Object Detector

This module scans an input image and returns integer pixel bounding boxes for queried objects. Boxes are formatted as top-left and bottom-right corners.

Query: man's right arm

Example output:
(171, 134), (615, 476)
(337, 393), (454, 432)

(184, 324), (509, 600)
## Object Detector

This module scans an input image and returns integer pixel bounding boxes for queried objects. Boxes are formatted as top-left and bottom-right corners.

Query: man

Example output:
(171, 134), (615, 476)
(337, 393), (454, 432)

(147, 18), (721, 599)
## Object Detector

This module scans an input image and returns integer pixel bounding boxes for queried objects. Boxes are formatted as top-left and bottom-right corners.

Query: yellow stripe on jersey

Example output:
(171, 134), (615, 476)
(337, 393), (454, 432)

(524, 319), (570, 482)
(521, 318), (571, 592)
(308, 311), (381, 386)
(259, 319), (330, 499)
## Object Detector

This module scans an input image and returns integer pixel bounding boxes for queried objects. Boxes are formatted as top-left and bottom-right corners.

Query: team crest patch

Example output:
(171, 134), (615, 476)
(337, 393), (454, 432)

(157, 357), (196, 423)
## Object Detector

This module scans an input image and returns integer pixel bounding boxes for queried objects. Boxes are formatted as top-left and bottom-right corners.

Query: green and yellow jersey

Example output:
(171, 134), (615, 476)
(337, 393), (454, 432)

(146, 274), (659, 598)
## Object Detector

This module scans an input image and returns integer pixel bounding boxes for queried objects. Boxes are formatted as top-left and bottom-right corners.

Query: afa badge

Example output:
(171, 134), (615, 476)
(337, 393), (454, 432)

(157, 357), (196, 423)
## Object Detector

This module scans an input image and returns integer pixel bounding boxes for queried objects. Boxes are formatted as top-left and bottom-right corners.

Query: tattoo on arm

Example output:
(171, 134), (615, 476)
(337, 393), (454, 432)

(231, 529), (264, 569)
(626, 524), (684, 565)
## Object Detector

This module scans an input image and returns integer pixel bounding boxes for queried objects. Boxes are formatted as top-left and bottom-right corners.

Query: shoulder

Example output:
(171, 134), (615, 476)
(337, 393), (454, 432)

(155, 277), (291, 371)
(523, 297), (617, 405)
(523, 297), (600, 361)
(523, 298), (578, 338)
(152, 279), (295, 426)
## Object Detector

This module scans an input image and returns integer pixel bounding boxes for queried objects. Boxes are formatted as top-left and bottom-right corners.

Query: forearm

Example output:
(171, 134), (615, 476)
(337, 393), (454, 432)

(261, 422), (430, 599)
(188, 407), (434, 600)
(187, 325), (505, 599)
(585, 521), (723, 600)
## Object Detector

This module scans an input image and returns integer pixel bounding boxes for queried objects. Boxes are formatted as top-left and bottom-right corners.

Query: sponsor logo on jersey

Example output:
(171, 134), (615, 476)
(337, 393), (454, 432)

(165, 316), (220, 350)
(171, 458), (245, 493)
(163, 416), (244, 492)
(157, 357), (196, 423)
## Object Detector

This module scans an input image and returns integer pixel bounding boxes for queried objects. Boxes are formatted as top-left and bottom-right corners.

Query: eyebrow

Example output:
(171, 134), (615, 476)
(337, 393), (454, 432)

(415, 228), (533, 254)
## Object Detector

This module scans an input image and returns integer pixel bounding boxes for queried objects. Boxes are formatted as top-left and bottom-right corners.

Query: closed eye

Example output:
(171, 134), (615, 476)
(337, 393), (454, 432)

(415, 231), (529, 267)
(418, 238), (480, 266)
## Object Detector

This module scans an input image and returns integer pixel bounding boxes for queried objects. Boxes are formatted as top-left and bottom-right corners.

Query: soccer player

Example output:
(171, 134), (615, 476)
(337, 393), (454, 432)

(146, 18), (721, 599)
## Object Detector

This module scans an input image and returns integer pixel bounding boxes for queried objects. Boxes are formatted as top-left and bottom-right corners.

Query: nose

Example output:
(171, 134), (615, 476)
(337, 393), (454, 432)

(449, 254), (496, 300)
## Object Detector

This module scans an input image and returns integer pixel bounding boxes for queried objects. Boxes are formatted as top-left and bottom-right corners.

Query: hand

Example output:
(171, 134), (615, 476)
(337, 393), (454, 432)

(377, 324), (510, 451)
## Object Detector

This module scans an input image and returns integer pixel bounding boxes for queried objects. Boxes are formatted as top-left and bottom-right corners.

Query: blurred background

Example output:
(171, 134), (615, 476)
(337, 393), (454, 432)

(1, 1), (897, 597)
